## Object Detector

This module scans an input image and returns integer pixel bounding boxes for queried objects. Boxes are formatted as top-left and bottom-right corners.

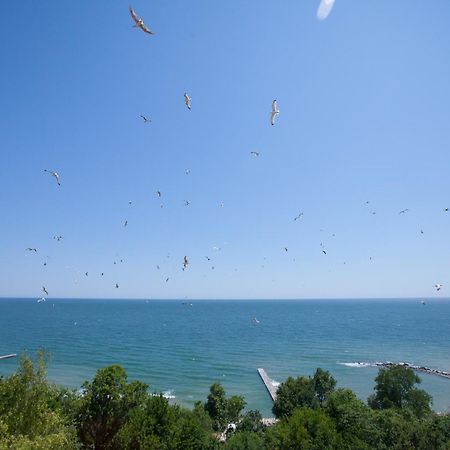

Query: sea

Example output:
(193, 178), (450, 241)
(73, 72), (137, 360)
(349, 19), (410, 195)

(0, 298), (449, 416)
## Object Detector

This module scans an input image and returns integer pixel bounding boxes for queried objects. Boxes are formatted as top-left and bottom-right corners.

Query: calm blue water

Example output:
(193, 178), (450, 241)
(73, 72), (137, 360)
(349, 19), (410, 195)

(0, 298), (449, 416)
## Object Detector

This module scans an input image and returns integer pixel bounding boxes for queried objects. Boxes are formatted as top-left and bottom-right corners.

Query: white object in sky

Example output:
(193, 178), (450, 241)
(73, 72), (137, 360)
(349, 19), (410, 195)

(129, 6), (155, 34)
(317, 0), (336, 21)
(44, 169), (61, 186)
(271, 100), (279, 126)
(434, 284), (443, 291)
(184, 93), (191, 110)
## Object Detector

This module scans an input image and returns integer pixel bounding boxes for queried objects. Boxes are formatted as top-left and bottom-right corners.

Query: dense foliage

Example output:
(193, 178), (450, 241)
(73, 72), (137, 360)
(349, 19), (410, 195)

(0, 354), (449, 449)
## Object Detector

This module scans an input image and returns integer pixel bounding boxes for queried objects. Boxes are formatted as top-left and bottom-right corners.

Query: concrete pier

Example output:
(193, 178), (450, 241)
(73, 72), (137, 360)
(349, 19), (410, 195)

(257, 368), (278, 401)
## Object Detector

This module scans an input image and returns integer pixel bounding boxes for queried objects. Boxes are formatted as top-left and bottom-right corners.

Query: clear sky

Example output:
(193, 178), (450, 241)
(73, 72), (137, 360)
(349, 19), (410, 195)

(1, 1), (450, 299)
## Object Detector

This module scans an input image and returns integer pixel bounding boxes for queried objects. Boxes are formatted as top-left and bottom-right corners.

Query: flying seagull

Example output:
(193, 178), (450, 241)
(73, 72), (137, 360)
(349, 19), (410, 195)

(129, 6), (155, 34)
(317, 0), (336, 21)
(399, 209), (409, 214)
(185, 169), (191, 175)
(44, 169), (61, 186)
(26, 248), (37, 252)
(37, 297), (46, 303)
(53, 235), (63, 241)
(123, 220), (128, 227)
(294, 213), (304, 221)
(183, 256), (189, 271)
(284, 247), (288, 252)
(184, 200), (191, 206)
(250, 151), (260, 157)
(434, 284), (443, 291)
(140, 115), (151, 123)
(156, 190), (162, 198)
(184, 93), (191, 110)
(115, 283), (119, 288)
(271, 100), (279, 126)
(42, 286), (49, 295)
(444, 208), (449, 212)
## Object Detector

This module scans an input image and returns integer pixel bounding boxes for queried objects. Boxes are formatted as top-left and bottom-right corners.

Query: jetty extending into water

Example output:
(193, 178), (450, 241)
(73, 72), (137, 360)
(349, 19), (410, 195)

(347, 361), (450, 380)
(257, 368), (278, 401)
(0, 354), (17, 360)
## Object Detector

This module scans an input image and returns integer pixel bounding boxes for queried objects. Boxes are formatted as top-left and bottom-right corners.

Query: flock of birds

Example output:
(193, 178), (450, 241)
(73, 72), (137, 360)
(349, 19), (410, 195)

(26, 1), (447, 306)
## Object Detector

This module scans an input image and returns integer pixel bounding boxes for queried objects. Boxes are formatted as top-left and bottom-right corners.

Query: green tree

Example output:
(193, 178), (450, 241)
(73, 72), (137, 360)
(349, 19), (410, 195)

(76, 364), (148, 449)
(368, 365), (432, 417)
(203, 383), (246, 431)
(237, 410), (265, 434)
(224, 431), (264, 450)
(325, 388), (380, 450)
(117, 394), (214, 450)
(312, 368), (337, 406)
(0, 352), (77, 449)
(204, 383), (228, 431)
(272, 376), (317, 419)
(265, 408), (342, 450)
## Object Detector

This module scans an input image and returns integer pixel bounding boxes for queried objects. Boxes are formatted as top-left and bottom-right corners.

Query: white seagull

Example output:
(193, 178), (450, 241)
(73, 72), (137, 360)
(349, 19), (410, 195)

(183, 256), (189, 271)
(42, 286), (49, 295)
(44, 169), (61, 186)
(270, 100), (279, 126)
(317, 0), (336, 21)
(434, 284), (443, 292)
(140, 115), (151, 123)
(250, 151), (260, 157)
(129, 6), (155, 35)
(184, 93), (191, 110)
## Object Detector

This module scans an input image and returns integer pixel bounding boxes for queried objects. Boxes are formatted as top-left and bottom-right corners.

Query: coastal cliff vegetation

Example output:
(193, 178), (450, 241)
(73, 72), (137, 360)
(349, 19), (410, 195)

(0, 351), (449, 449)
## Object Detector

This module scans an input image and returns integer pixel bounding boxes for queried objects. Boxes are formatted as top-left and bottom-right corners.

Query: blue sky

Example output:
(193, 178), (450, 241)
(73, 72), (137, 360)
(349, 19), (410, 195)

(1, 1), (449, 299)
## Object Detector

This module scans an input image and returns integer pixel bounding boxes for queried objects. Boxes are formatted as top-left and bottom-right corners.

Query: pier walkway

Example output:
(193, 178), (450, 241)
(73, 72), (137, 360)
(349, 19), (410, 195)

(257, 368), (278, 401)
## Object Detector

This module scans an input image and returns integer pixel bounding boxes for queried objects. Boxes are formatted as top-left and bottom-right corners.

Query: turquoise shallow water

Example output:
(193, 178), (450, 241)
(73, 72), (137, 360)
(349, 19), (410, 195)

(0, 298), (449, 416)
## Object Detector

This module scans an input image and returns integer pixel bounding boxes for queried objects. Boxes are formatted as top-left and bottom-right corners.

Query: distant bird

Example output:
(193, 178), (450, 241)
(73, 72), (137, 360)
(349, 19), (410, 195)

(421, 300), (426, 305)
(185, 169), (191, 175)
(444, 208), (449, 212)
(183, 256), (189, 270)
(26, 248), (37, 252)
(123, 220), (128, 227)
(44, 169), (61, 186)
(184, 93), (191, 110)
(252, 316), (260, 325)
(37, 297), (46, 303)
(270, 100), (279, 126)
(250, 151), (260, 157)
(140, 115), (151, 123)
(317, 0), (336, 21)
(101, 273), (104, 276)
(294, 213), (304, 221)
(115, 283), (119, 288)
(365, 201), (370, 205)
(420, 229), (424, 235)
(219, 202), (224, 208)
(129, 6), (154, 34)
(371, 211), (376, 215)
(322, 250), (327, 255)
(205, 256), (211, 261)
(85, 272), (88, 277)
(165, 277), (169, 283)
(128, 201), (133, 205)
(53, 236), (63, 241)
(399, 209), (409, 215)
(42, 286), (49, 295)
(156, 191), (162, 198)
(284, 247), (288, 252)
(434, 284), (443, 291)
(184, 200), (191, 206)
(156, 265), (160, 270)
